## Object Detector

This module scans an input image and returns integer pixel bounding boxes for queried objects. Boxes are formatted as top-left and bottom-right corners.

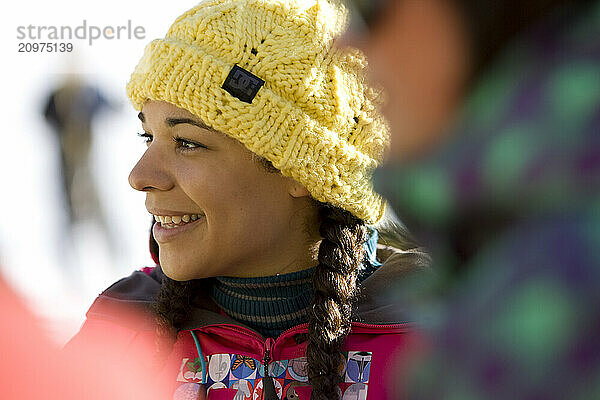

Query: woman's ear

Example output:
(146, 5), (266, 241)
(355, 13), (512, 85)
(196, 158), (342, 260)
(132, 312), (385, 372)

(288, 180), (311, 198)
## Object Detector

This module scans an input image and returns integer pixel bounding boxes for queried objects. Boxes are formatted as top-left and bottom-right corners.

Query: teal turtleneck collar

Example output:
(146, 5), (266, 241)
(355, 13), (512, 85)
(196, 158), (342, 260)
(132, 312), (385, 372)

(209, 228), (381, 338)
(210, 266), (315, 338)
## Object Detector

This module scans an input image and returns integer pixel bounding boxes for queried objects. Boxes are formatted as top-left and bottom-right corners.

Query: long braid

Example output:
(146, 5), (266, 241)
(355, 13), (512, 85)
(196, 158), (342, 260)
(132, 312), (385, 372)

(307, 204), (369, 399)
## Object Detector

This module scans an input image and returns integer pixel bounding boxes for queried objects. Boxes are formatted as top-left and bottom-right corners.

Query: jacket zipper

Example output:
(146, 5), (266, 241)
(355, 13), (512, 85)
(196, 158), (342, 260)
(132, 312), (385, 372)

(351, 321), (415, 332)
(261, 338), (277, 400)
(271, 321), (414, 346)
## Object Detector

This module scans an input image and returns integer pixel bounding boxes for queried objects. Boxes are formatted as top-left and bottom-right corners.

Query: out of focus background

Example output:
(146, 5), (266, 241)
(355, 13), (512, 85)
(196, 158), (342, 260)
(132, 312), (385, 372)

(0, 0), (184, 344)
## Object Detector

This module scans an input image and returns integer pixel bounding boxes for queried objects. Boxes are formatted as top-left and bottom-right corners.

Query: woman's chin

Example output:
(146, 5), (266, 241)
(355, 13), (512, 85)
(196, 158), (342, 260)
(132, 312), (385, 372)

(159, 256), (204, 281)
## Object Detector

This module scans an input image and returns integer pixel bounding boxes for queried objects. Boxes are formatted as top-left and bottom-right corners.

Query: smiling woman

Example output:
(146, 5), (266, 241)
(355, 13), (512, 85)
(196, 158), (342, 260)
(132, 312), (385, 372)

(130, 100), (321, 281)
(64, 1), (430, 399)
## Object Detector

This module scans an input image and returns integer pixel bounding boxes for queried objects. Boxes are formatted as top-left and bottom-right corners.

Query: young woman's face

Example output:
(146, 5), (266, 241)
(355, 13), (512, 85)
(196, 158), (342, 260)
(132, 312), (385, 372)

(129, 100), (320, 280)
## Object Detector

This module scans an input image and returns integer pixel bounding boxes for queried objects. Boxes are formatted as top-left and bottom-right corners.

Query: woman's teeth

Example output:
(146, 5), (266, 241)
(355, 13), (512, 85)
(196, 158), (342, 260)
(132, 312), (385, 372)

(153, 214), (203, 229)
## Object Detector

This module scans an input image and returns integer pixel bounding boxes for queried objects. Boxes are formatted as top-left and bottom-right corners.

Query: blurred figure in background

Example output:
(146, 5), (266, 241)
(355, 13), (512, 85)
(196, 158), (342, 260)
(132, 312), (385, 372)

(43, 74), (113, 245)
(348, 0), (600, 398)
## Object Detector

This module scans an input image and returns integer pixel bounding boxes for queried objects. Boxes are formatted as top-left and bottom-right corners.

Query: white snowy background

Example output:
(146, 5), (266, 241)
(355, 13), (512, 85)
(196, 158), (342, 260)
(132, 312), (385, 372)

(1, 0), (186, 344)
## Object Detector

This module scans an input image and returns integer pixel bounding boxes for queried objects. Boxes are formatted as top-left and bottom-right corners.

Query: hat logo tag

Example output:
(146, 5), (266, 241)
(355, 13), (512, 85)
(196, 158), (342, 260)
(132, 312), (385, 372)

(222, 65), (265, 103)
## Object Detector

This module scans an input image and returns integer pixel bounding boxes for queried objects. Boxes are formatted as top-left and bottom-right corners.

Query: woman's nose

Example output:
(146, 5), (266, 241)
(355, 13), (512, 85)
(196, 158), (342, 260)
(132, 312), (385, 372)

(128, 147), (173, 192)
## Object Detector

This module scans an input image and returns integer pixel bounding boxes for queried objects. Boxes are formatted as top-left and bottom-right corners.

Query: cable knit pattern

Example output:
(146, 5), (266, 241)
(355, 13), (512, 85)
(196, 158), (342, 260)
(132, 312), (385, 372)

(126, 0), (389, 223)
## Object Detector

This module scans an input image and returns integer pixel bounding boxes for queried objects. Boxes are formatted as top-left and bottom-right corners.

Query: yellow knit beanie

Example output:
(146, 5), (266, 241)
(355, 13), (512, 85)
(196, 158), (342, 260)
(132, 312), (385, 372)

(126, 0), (389, 223)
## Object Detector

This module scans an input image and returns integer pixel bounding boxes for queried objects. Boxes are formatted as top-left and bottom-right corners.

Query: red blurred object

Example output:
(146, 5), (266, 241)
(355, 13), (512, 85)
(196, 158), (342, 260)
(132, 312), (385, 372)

(0, 276), (169, 399)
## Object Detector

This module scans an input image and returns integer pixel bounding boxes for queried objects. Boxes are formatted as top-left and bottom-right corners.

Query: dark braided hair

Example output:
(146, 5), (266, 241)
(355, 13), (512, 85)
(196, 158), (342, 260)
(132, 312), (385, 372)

(307, 204), (368, 399)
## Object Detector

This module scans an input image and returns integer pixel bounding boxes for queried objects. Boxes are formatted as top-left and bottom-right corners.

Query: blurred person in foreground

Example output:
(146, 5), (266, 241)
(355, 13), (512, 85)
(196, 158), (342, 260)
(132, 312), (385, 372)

(0, 274), (168, 399)
(349, 0), (600, 398)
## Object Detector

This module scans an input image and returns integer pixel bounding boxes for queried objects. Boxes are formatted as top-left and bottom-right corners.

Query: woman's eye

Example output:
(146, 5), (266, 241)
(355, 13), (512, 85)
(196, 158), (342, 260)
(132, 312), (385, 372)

(174, 136), (207, 150)
(137, 132), (153, 145)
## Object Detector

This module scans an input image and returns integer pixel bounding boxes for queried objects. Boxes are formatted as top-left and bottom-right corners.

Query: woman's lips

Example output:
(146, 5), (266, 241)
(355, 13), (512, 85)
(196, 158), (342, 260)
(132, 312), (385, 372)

(152, 215), (205, 243)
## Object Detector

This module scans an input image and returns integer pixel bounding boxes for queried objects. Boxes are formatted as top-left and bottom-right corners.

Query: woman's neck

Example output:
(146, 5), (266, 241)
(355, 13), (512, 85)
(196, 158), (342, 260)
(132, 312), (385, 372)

(210, 266), (316, 337)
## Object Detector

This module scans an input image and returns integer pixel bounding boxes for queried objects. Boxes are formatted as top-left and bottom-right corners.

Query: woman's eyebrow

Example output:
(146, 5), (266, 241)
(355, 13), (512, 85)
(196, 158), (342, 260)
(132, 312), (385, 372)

(137, 111), (215, 132)
(165, 117), (214, 131)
